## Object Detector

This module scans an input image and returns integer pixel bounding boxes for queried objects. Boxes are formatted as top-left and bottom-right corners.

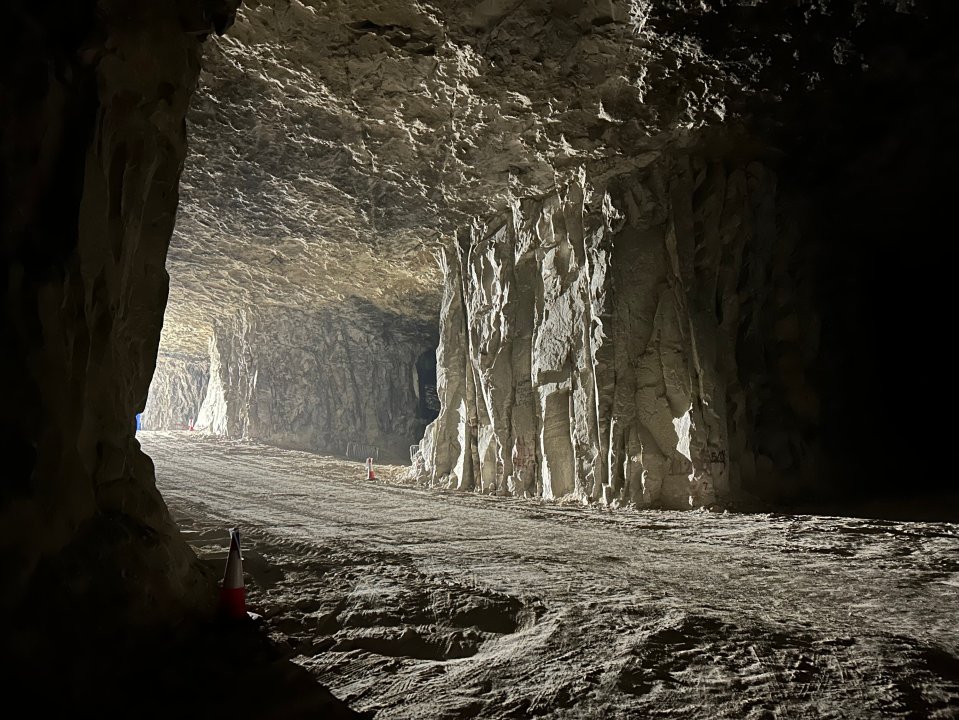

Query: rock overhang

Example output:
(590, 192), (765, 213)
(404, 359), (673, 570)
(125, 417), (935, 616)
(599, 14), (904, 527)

(160, 0), (780, 357)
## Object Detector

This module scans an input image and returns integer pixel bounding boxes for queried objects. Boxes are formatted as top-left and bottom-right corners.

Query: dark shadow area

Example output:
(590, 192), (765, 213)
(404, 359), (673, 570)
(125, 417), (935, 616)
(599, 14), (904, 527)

(4, 617), (368, 720)
(415, 348), (440, 423)
(782, 14), (959, 518)
(0, 3), (372, 715)
(653, 1), (959, 521)
(2, 509), (367, 719)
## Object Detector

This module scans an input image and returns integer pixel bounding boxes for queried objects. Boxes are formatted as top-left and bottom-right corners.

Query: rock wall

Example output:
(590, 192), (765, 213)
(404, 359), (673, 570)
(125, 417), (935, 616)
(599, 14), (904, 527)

(143, 354), (209, 430)
(0, 1), (239, 622)
(414, 155), (819, 509)
(196, 305), (437, 462)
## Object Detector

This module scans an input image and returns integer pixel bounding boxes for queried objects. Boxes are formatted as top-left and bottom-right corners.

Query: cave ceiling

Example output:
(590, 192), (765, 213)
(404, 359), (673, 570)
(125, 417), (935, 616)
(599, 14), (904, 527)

(160, 0), (889, 357)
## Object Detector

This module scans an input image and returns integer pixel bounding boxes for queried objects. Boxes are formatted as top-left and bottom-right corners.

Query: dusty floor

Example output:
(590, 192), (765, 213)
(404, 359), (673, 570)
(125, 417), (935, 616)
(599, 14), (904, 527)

(142, 431), (959, 719)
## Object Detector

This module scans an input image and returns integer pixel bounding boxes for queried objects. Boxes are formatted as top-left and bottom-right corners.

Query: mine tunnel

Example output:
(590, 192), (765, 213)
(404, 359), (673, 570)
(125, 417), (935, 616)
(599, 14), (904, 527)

(2, 1), (958, 717)
(414, 349), (440, 423)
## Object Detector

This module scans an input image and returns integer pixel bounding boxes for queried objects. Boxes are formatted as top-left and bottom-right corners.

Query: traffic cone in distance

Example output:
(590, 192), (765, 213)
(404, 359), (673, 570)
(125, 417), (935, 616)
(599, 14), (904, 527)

(219, 527), (246, 620)
(366, 457), (375, 480)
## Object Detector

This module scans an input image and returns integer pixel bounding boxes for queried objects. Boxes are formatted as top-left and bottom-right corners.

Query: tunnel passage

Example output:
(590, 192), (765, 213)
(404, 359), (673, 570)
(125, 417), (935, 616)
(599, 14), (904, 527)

(143, 353), (210, 430)
(3, 0), (959, 713)
(409, 2), (959, 517)
(414, 349), (440, 423)
(141, 305), (440, 463)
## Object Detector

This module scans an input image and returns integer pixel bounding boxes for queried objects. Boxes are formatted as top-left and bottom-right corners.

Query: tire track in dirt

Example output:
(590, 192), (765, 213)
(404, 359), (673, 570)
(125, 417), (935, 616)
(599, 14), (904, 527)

(144, 432), (959, 719)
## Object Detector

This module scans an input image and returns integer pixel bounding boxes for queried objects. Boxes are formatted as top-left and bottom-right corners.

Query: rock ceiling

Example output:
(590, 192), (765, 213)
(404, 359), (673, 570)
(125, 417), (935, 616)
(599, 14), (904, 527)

(159, 0), (880, 357)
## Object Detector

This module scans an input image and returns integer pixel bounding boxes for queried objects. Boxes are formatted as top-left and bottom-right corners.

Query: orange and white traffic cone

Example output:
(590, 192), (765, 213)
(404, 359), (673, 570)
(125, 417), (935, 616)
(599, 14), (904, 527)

(366, 457), (376, 480)
(219, 527), (246, 620)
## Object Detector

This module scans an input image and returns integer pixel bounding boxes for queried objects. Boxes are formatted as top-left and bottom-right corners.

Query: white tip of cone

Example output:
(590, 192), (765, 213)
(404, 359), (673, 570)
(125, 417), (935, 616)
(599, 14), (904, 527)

(223, 527), (244, 589)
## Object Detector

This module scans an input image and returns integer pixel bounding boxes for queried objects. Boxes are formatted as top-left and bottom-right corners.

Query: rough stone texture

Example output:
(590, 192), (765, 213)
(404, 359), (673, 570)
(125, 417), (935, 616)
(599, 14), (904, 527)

(159, 0), (753, 360)
(194, 305), (437, 461)
(151, 0), (959, 515)
(413, 155), (817, 509)
(5, 3), (957, 679)
(143, 354), (210, 430)
(5, 0), (950, 714)
(0, 0), (239, 622)
(1, 6), (370, 715)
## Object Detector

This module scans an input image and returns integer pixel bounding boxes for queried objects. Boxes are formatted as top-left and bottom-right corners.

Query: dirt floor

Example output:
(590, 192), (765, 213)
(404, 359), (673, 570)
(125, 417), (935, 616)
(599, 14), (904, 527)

(141, 431), (959, 719)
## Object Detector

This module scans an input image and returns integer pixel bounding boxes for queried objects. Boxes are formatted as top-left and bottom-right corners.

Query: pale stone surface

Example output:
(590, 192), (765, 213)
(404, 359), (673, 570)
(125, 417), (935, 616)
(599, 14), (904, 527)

(158, 0), (878, 507)
(143, 355), (209, 430)
(193, 305), (436, 461)
(2, 0), (948, 645)
(413, 156), (818, 509)
(6, 0), (956, 714)
(159, 0), (755, 360)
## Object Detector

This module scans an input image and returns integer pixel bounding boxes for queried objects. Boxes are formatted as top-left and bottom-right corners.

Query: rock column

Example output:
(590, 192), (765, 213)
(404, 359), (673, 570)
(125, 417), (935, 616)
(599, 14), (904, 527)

(415, 155), (819, 508)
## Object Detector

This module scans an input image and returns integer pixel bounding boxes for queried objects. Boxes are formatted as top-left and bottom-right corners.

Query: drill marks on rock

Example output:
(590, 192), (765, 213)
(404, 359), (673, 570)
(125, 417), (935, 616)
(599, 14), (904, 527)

(396, 516), (442, 523)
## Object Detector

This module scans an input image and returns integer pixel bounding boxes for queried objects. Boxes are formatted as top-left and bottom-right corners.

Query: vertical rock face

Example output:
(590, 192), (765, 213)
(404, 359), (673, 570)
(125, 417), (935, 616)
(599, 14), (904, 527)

(153, 0), (957, 515)
(0, 1), (238, 620)
(415, 155), (818, 509)
(143, 354), (209, 430)
(196, 306), (437, 461)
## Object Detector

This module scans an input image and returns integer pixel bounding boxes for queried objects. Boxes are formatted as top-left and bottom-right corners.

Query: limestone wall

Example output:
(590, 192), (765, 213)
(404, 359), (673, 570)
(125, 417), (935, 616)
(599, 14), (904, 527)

(414, 156), (819, 508)
(196, 306), (437, 462)
(143, 355), (209, 430)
